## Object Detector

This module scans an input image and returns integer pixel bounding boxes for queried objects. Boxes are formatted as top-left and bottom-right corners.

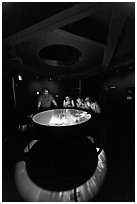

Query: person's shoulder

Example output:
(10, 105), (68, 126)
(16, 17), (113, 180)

(39, 94), (43, 99)
(49, 94), (54, 99)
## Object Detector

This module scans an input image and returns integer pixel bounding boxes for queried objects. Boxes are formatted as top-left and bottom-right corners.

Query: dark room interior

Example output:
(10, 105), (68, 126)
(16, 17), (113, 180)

(2, 2), (135, 202)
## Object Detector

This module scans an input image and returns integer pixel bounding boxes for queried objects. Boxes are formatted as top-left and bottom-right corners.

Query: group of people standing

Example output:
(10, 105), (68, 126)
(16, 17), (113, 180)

(37, 88), (101, 114)
(63, 96), (101, 113)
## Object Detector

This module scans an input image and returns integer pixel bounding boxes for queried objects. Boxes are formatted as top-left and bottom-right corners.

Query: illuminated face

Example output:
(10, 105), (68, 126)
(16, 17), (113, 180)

(77, 98), (83, 104)
(77, 98), (81, 103)
(43, 90), (49, 95)
(85, 97), (90, 101)
(65, 96), (70, 101)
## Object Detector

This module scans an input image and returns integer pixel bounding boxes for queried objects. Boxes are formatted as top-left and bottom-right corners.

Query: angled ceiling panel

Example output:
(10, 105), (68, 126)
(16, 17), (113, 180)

(2, 2), (135, 78)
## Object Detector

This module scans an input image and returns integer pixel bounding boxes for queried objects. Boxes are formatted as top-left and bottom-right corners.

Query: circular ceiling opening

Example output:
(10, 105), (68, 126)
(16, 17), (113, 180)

(39, 44), (81, 67)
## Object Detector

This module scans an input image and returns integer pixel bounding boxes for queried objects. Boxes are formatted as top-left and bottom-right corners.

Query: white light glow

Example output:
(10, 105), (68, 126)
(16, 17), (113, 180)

(126, 96), (132, 100)
(48, 109), (91, 126)
(110, 86), (117, 89)
(18, 75), (22, 81)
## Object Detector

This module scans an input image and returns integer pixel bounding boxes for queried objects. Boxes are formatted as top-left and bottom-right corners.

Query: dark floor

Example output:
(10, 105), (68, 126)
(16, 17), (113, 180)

(2, 99), (135, 202)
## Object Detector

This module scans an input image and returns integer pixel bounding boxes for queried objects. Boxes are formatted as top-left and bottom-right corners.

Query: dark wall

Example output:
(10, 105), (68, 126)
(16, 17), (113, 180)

(81, 76), (102, 101)
(101, 70), (135, 112)
(4, 68), (134, 120)
(2, 74), (17, 140)
(11, 74), (103, 116)
(15, 77), (62, 114)
(14, 76), (80, 115)
(103, 71), (134, 101)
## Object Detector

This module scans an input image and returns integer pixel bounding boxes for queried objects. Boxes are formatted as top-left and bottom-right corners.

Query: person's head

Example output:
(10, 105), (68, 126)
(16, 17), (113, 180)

(65, 96), (70, 101)
(76, 97), (83, 104)
(76, 97), (80, 103)
(42, 88), (49, 95)
(85, 97), (91, 102)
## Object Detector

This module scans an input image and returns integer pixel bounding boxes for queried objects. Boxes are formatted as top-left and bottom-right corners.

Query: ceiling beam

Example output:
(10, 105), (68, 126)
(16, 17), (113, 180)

(56, 29), (105, 48)
(3, 2), (108, 45)
(103, 7), (127, 71)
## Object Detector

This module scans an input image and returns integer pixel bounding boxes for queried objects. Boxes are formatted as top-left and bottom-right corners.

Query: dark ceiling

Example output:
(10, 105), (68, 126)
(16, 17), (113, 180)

(2, 2), (78, 38)
(2, 2), (135, 79)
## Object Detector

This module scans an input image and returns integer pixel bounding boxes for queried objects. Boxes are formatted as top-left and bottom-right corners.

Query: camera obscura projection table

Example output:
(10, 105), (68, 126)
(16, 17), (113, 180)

(15, 109), (107, 201)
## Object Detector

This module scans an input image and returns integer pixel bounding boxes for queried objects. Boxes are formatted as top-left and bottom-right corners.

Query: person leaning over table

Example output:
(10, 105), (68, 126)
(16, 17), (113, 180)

(76, 97), (85, 109)
(90, 100), (101, 114)
(63, 96), (75, 108)
(83, 97), (101, 114)
(37, 88), (57, 112)
(84, 97), (92, 110)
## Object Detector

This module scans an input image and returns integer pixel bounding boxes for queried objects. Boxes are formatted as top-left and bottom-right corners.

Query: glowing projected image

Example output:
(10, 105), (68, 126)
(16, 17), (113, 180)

(15, 138), (107, 202)
(33, 109), (91, 127)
